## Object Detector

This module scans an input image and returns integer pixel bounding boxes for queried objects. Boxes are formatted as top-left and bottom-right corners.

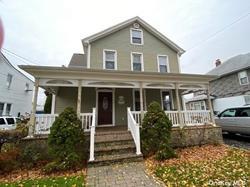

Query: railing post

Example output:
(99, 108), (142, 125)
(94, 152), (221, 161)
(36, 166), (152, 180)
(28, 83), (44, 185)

(127, 107), (131, 131)
(136, 124), (142, 155)
(207, 86), (215, 125)
(175, 84), (184, 127)
(89, 108), (96, 162)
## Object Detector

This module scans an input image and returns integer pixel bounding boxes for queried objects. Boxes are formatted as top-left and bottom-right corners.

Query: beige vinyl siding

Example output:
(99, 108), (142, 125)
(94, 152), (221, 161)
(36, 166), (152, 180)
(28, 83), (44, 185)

(90, 24), (179, 73)
(55, 87), (77, 113)
(81, 87), (96, 113)
(145, 89), (162, 108)
(115, 88), (133, 125)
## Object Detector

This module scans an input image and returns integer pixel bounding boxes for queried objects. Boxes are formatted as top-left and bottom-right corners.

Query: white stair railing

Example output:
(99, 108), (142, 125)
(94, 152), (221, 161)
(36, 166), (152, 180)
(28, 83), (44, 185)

(127, 107), (141, 155)
(89, 108), (96, 161)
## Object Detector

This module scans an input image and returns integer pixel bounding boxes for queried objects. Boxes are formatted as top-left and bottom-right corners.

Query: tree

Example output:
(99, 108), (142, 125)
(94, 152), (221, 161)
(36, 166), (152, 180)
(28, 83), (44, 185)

(44, 91), (52, 114)
(141, 101), (176, 160)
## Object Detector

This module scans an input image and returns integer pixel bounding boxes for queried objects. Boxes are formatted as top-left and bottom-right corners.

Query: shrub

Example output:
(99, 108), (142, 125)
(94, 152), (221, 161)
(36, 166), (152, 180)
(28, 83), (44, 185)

(0, 123), (28, 151)
(18, 140), (51, 168)
(45, 107), (85, 173)
(0, 148), (20, 174)
(141, 101), (176, 160)
(44, 92), (52, 114)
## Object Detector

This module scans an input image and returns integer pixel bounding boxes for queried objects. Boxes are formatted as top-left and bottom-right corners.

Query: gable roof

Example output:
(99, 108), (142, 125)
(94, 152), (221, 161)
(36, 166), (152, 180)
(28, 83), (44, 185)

(0, 52), (34, 83)
(82, 16), (185, 55)
(207, 52), (250, 77)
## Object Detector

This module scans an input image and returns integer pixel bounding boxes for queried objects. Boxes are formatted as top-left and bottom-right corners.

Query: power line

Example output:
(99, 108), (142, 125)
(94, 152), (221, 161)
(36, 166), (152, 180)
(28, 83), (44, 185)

(2, 48), (40, 65)
(186, 11), (250, 51)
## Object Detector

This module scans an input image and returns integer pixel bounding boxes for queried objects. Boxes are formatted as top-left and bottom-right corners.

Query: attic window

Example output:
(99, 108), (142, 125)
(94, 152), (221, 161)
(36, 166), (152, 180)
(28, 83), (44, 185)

(131, 29), (143, 45)
(238, 71), (249, 85)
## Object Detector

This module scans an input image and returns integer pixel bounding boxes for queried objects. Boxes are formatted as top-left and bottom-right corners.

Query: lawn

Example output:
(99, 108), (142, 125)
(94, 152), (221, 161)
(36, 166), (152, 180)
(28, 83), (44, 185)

(0, 175), (85, 187)
(146, 145), (249, 187)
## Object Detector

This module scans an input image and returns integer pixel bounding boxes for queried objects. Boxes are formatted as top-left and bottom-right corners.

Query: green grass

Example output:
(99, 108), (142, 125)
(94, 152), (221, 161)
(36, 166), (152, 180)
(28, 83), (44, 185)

(0, 175), (85, 187)
(154, 148), (249, 186)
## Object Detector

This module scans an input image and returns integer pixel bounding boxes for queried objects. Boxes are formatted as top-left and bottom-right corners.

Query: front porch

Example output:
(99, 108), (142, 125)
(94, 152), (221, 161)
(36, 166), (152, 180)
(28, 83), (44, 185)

(19, 66), (217, 162)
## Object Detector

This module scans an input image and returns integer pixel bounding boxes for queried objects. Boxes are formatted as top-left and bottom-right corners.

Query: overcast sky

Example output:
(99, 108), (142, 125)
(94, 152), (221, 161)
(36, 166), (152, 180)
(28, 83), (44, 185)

(1, 0), (250, 104)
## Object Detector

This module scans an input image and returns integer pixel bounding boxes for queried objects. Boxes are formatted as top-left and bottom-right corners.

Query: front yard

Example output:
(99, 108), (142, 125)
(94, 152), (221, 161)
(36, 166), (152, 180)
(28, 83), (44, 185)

(146, 145), (249, 186)
(1, 175), (85, 187)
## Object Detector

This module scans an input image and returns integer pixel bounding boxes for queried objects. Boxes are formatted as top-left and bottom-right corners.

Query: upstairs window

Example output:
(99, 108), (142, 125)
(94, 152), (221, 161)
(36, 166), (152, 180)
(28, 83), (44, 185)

(103, 50), (117, 70)
(131, 29), (143, 45)
(238, 71), (248, 85)
(6, 74), (13, 89)
(157, 55), (169, 73)
(131, 53), (143, 71)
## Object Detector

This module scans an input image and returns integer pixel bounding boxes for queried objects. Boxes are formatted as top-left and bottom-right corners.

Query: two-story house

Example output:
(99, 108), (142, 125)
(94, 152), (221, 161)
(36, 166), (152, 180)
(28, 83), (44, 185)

(0, 52), (33, 117)
(186, 54), (250, 113)
(20, 17), (218, 162)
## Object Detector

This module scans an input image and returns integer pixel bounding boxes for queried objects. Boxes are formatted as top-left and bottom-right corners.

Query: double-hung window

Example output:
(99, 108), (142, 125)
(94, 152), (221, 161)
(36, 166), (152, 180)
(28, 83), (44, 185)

(157, 55), (169, 73)
(131, 29), (143, 45)
(132, 53), (143, 71)
(238, 71), (249, 85)
(103, 50), (116, 70)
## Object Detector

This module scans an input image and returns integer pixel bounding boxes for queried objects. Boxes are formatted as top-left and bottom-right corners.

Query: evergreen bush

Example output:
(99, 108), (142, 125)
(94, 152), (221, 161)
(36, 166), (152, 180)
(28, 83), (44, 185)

(45, 107), (85, 173)
(141, 101), (176, 160)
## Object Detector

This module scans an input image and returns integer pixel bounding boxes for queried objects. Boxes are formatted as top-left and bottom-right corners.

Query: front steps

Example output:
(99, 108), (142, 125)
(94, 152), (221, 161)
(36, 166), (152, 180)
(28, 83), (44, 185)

(88, 127), (143, 166)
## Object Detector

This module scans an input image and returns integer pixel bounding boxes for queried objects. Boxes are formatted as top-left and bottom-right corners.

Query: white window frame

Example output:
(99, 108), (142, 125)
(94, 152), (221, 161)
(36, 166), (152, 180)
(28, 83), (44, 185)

(238, 70), (249, 85)
(130, 28), (144, 45)
(157, 55), (170, 73)
(131, 52), (144, 72)
(132, 89), (146, 111)
(160, 90), (174, 111)
(103, 49), (117, 70)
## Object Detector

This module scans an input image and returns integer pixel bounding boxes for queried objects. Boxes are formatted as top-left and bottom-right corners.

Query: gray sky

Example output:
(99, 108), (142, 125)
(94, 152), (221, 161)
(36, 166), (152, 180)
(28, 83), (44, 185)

(1, 0), (250, 104)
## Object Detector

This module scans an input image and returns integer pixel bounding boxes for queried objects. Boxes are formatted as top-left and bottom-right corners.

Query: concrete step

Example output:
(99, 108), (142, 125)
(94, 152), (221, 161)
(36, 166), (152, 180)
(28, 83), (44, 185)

(88, 152), (143, 167)
(95, 132), (133, 143)
(95, 143), (136, 156)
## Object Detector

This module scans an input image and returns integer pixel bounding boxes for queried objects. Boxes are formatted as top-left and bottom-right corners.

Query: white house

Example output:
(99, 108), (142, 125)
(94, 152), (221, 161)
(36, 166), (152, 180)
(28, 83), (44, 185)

(0, 52), (34, 117)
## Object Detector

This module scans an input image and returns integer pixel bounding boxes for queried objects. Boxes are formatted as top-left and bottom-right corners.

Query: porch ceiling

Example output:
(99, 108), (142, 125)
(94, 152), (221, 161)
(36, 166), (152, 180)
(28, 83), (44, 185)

(19, 65), (217, 85)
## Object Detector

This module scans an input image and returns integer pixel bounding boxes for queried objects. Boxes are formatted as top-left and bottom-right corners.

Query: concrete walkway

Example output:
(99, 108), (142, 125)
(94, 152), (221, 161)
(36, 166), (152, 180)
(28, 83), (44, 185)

(86, 162), (162, 187)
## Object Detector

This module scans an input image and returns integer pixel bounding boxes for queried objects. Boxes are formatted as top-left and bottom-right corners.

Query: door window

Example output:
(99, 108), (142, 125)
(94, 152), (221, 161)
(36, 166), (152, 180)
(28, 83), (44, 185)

(0, 118), (6, 125)
(221, 109), (237, 117)
(6, 118), (15, 125)
(237, 108), (250, 117)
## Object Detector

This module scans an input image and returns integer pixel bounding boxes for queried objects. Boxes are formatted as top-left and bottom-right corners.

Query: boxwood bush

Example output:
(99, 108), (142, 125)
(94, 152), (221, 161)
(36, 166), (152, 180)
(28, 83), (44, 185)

(44, 107), (86, 173)
(141, 102), (176, 160)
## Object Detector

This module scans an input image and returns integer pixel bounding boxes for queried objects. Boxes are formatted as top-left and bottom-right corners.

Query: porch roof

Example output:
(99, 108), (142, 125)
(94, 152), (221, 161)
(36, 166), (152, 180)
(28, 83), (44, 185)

(19, 65), (217, 85)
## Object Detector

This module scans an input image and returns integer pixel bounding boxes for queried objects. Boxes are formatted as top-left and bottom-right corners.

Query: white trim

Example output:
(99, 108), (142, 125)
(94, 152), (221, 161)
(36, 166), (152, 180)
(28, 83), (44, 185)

(51, 94), (56, 114)
(103, 49), (117, 70)
(131, 52), (144, 72)
(157, 55), (170, 73)
(130, 28), (144, 45)
(95, 88), (115, 126)
(238, 70), (249, 85)
(87, 44), (91, 68)
(177, 53), (181, 73)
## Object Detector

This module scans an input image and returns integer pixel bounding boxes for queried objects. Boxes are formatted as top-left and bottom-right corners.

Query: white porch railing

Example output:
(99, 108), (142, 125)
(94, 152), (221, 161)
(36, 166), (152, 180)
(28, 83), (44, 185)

(89, 108), (96, 161)
(35, 114), (58, 134)
(180, 110), (211, 125)
(127, 107), (141, 155)
(131, 110), (212, 126)
(35, 112), (94, 134)
(79, 113), (93, 132)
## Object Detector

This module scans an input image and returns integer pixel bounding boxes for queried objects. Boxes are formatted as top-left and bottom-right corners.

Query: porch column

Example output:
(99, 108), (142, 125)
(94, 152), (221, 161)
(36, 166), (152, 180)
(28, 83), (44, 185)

(207, 86), (215, 125)
(77, 80), (82, 117)
(51, 94), (56, 114)
(29, 78), (39, 137)
(175, 84), (183, 127)
(139, 82), (144, 123)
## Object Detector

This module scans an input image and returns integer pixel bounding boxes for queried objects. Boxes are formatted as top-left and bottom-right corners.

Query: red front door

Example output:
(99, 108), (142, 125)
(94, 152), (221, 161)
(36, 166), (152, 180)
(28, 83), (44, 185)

(98, 92), (113, 125)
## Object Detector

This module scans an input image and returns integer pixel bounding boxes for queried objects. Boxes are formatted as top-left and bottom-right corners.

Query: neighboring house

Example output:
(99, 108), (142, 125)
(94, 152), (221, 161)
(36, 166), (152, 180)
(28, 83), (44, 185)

(186, 54), (250, 113)
(0, 52), (34, 117)
(20, 17), (219, 162)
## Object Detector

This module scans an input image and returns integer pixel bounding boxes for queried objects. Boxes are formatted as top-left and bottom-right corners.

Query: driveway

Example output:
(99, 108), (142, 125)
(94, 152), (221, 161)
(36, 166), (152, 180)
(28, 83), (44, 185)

(223, 132), (250, 150)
